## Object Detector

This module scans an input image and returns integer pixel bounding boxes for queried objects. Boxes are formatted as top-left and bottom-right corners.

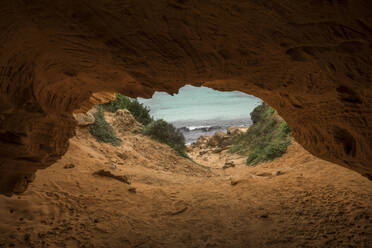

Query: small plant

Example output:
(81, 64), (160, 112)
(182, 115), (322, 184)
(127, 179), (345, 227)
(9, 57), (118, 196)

(246, 152), (259, 165)
(143, 119), (187, 157)
(89, 107), (122, 146)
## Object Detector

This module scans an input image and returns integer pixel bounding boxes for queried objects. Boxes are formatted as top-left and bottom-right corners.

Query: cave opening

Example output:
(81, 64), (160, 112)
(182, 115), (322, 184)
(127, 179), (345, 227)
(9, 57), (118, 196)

(1, 86), (371, 247)
(0, 1), (372, 245)
(137, 85), (263, 145)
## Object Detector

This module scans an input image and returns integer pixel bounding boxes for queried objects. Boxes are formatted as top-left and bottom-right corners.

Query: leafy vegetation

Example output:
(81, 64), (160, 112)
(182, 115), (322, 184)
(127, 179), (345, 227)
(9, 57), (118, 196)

(100, 93), (152, 125)
(89, 107), (122, 146)
(100, 93), (131, 112)
(228, 102), (292, 166)
(143, 119), (188, 158)
(99, 93), (188, 157)
(128, 99), (153, 126)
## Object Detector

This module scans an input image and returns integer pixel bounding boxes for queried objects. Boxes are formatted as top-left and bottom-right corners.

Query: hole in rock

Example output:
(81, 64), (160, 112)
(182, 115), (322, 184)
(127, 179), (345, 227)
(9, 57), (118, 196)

(1, 86), (371, 247)
(333, 127), (356, 156)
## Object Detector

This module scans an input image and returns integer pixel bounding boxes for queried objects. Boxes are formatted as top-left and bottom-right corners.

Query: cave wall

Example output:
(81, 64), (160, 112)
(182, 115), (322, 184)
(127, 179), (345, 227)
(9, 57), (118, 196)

(0, 0), (371, 195)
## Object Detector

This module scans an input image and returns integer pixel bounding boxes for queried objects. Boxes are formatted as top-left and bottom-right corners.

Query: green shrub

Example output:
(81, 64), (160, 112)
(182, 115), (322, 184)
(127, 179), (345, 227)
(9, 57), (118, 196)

(127, 99), (152, 125)
(100, 93), (131, 113)
(250, 103), (266, 124)
(100, 93), (153, 125)
(89, 108), (122, 146)
(228, 102), (292, 165)
(227, 144), (243, 154)
(99, 93), (187, 157)
(143, 119), (187, 157)
(246, 152), (259, 165)
(279, 121), (291, 138)
(265, 142), (289, 160)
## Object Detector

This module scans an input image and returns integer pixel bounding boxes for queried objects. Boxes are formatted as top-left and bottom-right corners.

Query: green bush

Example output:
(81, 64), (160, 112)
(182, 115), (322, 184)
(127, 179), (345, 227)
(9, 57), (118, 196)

(246, 152), (259, 165)
(265, 142), (289, 160)
(100, 93), (152, 125)
(127, 99), (152, 126)
(245, 141), (290, 166)
(143, 119), (187, 157)
(89, 108), (122, 146)
(228, 102), (292, 165)
(99, 93), (187, 157)
(100, 93), (131, 113)
(279, 121), (291, 138)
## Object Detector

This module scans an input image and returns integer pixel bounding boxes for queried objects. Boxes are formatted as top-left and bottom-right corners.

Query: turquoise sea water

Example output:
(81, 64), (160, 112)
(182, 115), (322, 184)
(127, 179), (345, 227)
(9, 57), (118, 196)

(138, 85), (261, 143)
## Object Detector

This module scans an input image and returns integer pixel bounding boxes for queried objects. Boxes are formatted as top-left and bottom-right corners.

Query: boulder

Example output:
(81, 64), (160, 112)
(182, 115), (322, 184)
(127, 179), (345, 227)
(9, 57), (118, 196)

(191, 127), (245, 152)
(193, 135), (210, 149)
(112, 109), (142, 133)
(220, 136), (235, 147)
(186, 146), (193, 152)
(227, 126), (248, 137)
(208, 131), (227, 147)
(73, 112), (95, 126)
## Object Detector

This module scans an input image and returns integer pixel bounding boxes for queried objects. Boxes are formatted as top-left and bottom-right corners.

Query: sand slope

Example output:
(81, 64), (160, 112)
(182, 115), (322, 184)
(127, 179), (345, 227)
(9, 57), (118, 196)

(0, 115), (371, 247)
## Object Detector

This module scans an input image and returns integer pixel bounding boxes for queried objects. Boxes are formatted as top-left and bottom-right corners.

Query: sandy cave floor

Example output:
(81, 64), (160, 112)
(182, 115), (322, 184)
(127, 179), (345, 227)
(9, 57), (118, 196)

(0, 124), (371, 248)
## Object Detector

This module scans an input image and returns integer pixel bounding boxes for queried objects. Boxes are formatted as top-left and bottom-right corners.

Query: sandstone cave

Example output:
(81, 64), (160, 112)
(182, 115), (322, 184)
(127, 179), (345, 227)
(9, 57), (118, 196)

(0, 1), (371, 247)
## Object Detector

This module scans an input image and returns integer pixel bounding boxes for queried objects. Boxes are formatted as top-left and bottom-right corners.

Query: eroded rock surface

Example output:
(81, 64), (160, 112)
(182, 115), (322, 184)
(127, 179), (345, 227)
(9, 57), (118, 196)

(112, 109), (142, 134)
(73, 111), (95, 126)
(192, 127), (246, 151)
(0, 0), (371, 194)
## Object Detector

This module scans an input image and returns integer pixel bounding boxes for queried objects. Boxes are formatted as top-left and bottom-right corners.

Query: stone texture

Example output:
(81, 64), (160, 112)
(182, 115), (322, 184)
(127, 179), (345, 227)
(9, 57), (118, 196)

(112, 109), (142, 133)
(73, 111), (95, 126)
(0, 0), (371, 195)
(227, 127), (248, 137)
(208, 131), (228, 147)
(194, 127), (247, 150)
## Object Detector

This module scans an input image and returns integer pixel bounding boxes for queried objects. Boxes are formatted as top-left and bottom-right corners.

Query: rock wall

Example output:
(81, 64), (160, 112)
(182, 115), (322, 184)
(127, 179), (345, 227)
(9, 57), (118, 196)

(0, 0), (371, 195)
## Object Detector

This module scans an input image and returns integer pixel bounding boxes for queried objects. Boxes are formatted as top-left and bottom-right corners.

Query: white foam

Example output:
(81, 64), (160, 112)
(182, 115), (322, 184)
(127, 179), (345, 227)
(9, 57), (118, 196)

(187, 125), (211, 131)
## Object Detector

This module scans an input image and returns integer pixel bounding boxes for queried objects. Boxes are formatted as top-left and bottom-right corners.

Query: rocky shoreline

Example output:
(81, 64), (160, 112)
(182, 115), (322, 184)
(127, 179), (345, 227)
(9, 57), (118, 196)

(187, 126), (249, 169)
(189, 126), (248, 151)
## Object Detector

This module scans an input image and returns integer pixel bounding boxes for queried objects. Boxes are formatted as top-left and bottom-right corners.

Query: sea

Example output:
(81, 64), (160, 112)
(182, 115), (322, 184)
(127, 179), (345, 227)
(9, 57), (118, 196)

(138, 85), (262, 144)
